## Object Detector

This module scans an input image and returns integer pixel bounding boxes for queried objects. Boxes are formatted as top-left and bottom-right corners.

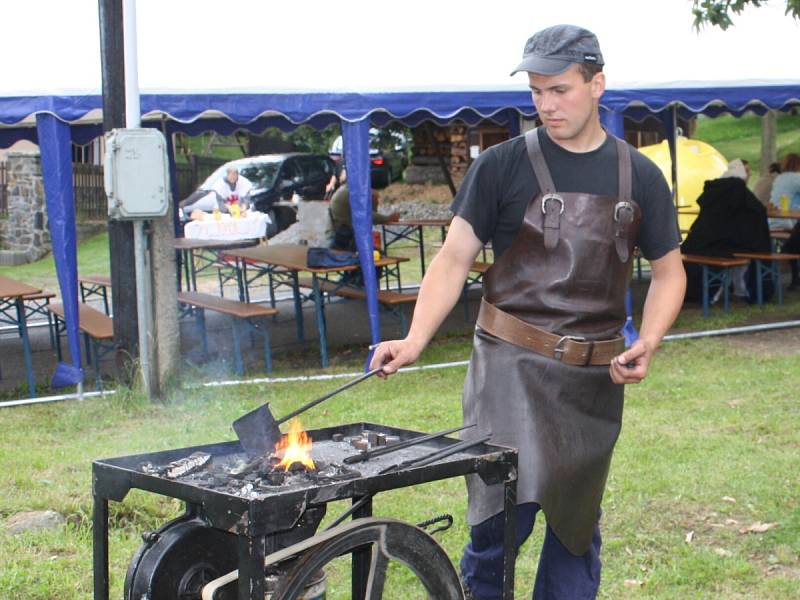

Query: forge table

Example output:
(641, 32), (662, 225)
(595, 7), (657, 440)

(92, 422), (518, 600)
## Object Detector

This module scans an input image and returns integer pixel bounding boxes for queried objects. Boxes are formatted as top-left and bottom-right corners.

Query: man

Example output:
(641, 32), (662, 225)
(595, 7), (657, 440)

(370, 24), (686, 600)
(181, 166), (254, 216)
(212, 166), (253, 211)
(329, 164), (400, 251)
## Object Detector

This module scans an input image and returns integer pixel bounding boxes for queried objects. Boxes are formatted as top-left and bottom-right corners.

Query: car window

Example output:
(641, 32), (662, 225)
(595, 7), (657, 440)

(297, 156), (330, 182)
(239, 162), (281, 189)
(280, 159), (302, 182)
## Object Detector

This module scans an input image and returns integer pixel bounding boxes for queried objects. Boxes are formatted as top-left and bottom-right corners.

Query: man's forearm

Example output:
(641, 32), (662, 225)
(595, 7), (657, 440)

(639, 250), (686, 347)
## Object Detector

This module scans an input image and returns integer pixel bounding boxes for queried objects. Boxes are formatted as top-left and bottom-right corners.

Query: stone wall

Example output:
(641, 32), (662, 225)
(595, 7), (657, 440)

(0, 152), (49, 266)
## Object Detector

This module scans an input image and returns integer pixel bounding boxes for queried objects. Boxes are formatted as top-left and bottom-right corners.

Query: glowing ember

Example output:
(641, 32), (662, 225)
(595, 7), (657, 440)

(274, 418), (315, 471)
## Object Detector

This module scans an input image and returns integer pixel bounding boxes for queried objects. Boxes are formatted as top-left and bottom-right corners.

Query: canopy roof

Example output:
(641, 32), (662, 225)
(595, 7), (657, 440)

(2, 79), (799, 149)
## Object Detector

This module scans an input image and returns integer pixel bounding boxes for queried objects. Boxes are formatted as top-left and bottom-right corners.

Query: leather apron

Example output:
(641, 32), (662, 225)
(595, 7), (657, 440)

(462, 129), (641, 556)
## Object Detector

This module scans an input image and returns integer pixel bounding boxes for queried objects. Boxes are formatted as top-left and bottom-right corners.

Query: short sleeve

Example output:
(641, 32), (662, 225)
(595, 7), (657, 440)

(634, 159), (681, 261)
(449, 149), (500, 244)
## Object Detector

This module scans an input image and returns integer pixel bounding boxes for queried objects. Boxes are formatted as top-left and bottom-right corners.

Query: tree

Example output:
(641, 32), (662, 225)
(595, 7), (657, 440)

(692, 0), (800, 30)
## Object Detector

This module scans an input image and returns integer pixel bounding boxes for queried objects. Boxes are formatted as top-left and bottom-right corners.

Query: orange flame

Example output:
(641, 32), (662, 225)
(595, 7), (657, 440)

(274, 418), (315, 471)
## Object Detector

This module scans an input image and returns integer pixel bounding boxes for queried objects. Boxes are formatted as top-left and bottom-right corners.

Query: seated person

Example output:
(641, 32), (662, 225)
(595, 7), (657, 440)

(329, 165), (399, 251)
(181, 166), (254, 217)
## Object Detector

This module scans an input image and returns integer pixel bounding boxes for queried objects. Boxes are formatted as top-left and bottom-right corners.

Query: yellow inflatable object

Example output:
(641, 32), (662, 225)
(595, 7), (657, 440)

(638, 136), (728, 233)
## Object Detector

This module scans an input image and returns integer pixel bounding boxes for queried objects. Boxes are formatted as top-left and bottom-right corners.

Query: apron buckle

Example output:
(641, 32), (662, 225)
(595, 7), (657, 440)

(553, 335), (588, 362)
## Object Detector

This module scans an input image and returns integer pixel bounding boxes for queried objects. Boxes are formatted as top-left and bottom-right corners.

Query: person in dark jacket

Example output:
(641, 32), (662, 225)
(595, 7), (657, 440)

(681, 159), (771, 302)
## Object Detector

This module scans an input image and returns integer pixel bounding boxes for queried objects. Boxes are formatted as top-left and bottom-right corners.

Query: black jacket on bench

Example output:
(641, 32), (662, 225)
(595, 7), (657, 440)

(681, 176), (771, 302)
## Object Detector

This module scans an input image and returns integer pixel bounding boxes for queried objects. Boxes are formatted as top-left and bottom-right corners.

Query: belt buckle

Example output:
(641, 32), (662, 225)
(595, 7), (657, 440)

(553, 335), (586, 362)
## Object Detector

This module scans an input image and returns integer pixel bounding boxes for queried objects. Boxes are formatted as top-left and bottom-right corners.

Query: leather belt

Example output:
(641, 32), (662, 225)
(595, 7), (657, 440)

(476, 299), (624, 366)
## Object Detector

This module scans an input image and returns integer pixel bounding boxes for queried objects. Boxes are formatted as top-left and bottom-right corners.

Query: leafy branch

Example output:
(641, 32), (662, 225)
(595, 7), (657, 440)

(692, 0), (800, 30)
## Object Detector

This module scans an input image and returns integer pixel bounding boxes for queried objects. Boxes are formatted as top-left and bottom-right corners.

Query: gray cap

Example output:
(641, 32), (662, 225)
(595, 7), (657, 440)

(510, 24), (604, 76)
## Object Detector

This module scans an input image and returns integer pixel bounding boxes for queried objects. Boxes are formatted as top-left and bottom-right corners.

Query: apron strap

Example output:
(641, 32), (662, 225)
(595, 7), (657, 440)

(524, 128), (556, 193)
(526, 129), (562, 249)
(613, 137), (635, 262)
(615, 137), (632, 201)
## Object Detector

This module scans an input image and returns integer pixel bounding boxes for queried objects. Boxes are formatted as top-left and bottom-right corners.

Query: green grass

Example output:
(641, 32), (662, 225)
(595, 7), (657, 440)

(694, 113), (800, 180)
(1, 335), (798, 598)
(0, 232), (110, 294)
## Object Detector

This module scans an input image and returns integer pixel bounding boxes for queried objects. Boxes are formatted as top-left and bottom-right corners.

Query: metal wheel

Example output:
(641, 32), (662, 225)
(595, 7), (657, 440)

(273, 517), (464, 600)
(124, 516), (238, 600)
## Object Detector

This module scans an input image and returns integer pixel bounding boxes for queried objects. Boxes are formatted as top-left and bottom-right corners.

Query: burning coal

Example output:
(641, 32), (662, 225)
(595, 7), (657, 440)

(274, 418), (315, 471)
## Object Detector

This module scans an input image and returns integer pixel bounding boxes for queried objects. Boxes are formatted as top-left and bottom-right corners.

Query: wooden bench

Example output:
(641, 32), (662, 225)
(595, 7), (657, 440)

(47, 302), (114, 388)
(681, 254), (749, 316)
(177, 291), (278, 374)
(79, 274), (112, 315)
(299, 277), (418, 335)
(733, 251), (800, 306)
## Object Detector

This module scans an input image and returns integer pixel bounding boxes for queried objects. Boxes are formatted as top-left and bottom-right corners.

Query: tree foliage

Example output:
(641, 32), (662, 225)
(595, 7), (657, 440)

(692, 0), (800, 30)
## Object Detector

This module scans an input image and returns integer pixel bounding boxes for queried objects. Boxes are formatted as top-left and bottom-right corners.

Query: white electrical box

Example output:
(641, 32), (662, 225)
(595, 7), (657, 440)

(104, 128), (170, 219)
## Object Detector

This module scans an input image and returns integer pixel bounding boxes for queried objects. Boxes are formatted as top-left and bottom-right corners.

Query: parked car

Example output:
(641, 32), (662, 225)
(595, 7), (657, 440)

(329, 129), (408, 189)
(180, 153), (336, 237)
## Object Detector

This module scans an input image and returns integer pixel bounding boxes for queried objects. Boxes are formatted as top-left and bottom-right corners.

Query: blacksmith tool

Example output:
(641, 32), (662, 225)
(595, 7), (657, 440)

(343, 423), (477, 464)
(233, 368), (382, 458)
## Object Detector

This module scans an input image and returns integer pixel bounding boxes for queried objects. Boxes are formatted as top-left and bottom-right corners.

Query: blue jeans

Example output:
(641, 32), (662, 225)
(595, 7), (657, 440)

(460, 503), (602, 600)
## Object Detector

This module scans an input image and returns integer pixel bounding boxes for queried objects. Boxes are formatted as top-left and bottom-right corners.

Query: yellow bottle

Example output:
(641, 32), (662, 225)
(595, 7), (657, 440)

(779, 194), (790, 212)
(212, 207), (221, 221)
(373, 250), (381, 262)
(230, 203), (241, 219)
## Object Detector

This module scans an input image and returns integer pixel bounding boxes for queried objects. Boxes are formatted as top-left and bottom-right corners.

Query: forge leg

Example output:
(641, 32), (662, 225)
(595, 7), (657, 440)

(238, 535), (266, 600)
(93, 495), (109, 600)
(351, 495), (373, 600)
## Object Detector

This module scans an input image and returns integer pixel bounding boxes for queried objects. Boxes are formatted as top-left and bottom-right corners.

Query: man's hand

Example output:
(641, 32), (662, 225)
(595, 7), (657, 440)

(609, 338), (654, 384)
(369, 338), (424, 377)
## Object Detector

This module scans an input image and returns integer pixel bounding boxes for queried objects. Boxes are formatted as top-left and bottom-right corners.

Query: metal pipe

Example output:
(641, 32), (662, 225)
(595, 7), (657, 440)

(122, 0), (140, 129)
(133, 220), (151, 399)
(663, 320), (800, 341)
(0, 389), (116, 409)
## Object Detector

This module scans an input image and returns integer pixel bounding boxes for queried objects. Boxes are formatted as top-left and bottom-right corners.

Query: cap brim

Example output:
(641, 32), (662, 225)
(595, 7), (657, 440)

(510, 55), (572, 76)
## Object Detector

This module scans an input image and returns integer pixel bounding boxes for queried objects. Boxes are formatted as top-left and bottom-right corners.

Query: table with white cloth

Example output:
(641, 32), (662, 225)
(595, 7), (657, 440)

(183, 211), (270, 242)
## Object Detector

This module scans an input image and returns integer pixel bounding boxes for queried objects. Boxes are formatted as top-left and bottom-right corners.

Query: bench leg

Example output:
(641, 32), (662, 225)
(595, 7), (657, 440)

(54, 315), (64, 362)
(89, 339), (103, 391)
(45, 302), (56, 350)
(754, 260), (764, 306)
(701, 265), (710, 317)
(722, 268), (731, 312)
(774, 260), (783, 305)
(231, 317), (245, 375)
(291, 272), (305, 341)
(260, 317), (272, 374)
(102, 287), (110, 316)
(462, 283), (470, 321)
(193, 307), (208, 357)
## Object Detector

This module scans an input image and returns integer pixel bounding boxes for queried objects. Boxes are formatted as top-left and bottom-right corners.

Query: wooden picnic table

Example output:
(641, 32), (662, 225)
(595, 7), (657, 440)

(173, 237), (259, 292)
(380, 218), (452, 279)
(222, 244), (408, 367)
(0, 275), (42, 397)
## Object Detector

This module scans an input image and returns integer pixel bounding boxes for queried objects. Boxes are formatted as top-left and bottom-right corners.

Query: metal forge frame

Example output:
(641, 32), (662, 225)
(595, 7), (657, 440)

(92, 422), (518, 599)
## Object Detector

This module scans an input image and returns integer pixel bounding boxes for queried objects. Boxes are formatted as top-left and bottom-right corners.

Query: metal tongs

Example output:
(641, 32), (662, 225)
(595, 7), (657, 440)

(343, 423), (477, 464)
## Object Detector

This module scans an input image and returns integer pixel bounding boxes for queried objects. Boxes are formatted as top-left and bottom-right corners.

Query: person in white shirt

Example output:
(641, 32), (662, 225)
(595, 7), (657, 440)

(181, 166), (254, 216)
(212, 167), (253, 211)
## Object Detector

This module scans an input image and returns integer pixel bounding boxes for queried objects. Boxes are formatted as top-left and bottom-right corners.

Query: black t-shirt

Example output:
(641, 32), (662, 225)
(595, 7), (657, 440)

(451, 128), (681, 260)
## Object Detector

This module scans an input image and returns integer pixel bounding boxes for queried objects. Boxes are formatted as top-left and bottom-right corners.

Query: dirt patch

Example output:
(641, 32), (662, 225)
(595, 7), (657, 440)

(379, 182), (453, 205)
(718, 328), (800, 357)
